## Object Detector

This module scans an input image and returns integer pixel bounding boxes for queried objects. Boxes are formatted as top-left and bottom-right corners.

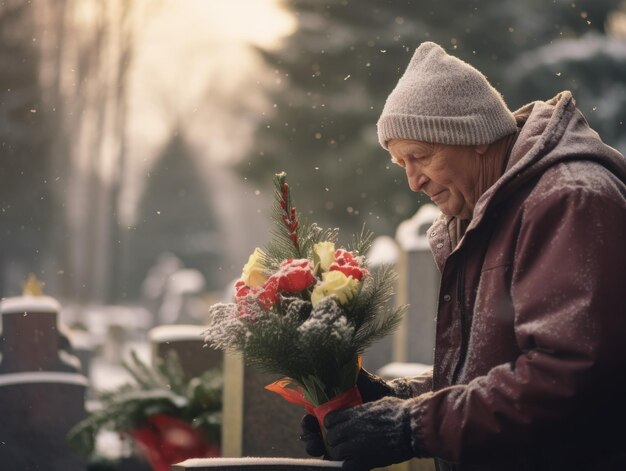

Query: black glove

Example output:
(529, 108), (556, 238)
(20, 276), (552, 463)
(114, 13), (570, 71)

(299, 413), (327, 458)
(299, 369), (396, 459)
(356, 368), (396, 402)
(325, 397), (416, 471)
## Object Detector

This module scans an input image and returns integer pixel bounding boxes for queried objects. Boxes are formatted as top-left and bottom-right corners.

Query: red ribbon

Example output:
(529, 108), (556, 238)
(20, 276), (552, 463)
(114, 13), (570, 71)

(130, 414), (220, 471)
(265, 379), (363, 428)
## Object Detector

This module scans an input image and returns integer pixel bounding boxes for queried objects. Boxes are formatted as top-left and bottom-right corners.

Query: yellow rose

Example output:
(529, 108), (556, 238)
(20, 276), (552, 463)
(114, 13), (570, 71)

(241, 248), (268, 288)
(311, 270), (359, 307)
(313, 241), (336, 271)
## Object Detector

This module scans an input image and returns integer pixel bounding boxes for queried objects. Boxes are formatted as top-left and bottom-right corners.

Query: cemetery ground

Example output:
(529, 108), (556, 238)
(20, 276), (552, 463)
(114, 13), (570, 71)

(0, 206), (439, 471)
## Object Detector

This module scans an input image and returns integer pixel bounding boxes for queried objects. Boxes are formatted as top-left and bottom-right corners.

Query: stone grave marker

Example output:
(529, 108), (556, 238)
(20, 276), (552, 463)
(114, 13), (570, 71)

(65, 325), (95, 377)
(394, 204), (440, 365)
(361, 235), (400, 374)
(0, 286), (88, 470)
(221, 352), (309, 459)
(149, 324), (221, 379)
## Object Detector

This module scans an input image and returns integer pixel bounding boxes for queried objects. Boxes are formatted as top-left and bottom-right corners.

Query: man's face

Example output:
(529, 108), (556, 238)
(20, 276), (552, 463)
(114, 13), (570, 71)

(388, 138), (484, 220)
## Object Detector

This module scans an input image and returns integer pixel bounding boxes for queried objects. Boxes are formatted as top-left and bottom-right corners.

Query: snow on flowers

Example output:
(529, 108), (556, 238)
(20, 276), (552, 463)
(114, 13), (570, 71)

(203, 172), (405, 413)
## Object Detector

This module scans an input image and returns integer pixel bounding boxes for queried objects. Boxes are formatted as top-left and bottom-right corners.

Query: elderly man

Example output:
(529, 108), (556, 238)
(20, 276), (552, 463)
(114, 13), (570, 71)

(300, 42), (626, 470)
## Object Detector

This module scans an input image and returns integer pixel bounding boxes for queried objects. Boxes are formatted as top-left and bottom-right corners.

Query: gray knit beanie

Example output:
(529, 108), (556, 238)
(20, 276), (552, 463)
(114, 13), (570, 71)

(377, 42), (517, 148)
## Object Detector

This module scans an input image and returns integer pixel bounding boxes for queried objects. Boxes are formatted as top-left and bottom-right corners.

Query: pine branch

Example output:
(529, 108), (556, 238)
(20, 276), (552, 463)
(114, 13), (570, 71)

(347, 223), (374, 257)
(352, 305), (406, 353)
(155, 350), (186, 395)
(122, 350), (164, 390)
(68, 351), (222, 459)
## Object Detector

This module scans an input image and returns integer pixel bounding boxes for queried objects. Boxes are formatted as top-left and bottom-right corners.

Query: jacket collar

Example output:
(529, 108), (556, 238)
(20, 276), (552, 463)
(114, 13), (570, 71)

(428, 90), (626, 266)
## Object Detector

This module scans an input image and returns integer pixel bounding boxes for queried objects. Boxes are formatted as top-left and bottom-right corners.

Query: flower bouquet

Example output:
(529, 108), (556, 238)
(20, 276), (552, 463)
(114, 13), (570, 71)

(68, 351), (222, 471)
(203, 172), (406, 440)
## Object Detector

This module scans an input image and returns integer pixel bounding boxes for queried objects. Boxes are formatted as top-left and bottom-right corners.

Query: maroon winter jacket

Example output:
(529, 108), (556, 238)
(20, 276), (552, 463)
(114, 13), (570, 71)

(399, 91), (626, 470)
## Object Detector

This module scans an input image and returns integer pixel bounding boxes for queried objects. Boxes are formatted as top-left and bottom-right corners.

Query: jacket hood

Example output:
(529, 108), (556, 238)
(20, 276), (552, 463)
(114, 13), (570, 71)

(468, 90), (626, 233)
(428, 91), (626, 268)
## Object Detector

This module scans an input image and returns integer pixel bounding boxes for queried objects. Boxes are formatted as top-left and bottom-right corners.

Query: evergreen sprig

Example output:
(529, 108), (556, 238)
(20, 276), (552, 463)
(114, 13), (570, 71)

(265, 172), (339, 270)
(347, 223), (374, 257)
(67, 351), (222, 459)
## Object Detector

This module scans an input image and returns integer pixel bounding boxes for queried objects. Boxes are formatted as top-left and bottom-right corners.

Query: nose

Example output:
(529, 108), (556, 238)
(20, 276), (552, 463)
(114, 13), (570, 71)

(405, 165), (429, 193)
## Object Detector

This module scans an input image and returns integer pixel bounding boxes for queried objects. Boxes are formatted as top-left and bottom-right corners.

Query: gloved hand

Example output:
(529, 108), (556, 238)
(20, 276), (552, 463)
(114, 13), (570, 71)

(325, 396), (416, 471)
(299, 368), (395, 459)
(356, 368), (396, 402)
(299, 413), (327, 458)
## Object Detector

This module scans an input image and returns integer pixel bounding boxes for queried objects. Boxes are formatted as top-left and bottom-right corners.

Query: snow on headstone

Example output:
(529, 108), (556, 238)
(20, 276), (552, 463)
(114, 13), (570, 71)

(173, 457), (342, 470)
(377, 361), (432, 381)
(0, 289), (87, 470)
(149, 324), (221, 379)
(1, 294), (76, 373)
(366, 235), (399, 267)
(395, 204), (440, 252)
(158, 268), (207, 324)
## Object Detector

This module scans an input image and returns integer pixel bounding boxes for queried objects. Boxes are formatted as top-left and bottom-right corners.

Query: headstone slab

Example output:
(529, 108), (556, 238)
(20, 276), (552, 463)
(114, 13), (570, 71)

(0, 295), (80, 373)
(394, 205), (440, 365)
(221, 353), (310, 459)
(241, 367), (309, 457)
(172, 457), (342, 471)
(0, 369), (88, 470)
(0, 295), (88, 471)
(149, 324), (222, 378)
(361, 236), (400, 373)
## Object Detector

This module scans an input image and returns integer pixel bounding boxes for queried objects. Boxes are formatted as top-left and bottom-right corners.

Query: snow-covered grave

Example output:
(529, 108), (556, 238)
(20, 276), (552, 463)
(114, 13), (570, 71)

(173, 457), (343, 470)
(220, 353), (310, 459)
(393, 204), (440, 365)
(0, 295), (87, 470)
(149, 324), (222, 379)
(378, 362), (433, 381)
(172, 457), (341, 471)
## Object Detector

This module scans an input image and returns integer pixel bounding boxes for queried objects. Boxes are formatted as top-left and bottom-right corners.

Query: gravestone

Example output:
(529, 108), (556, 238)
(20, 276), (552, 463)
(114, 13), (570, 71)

(0, 293), (88, 470)
(394, 204), (440, 365)
(362, 235), (400, 374)
(149, 324), (221, 379)
(221, 353), (309, 459)
(103, 323), (127, 364)
(140, 252), (184, 327)
(157, 268), (207, 325)
(66, 326), (95, 377)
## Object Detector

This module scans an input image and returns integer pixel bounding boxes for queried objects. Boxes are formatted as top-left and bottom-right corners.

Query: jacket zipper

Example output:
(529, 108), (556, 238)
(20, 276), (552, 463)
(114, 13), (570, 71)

(451, 251), (468, 384)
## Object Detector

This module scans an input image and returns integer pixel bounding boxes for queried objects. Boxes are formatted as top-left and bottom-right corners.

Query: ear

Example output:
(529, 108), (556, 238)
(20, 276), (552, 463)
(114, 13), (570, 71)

(474, 144), (489, 155)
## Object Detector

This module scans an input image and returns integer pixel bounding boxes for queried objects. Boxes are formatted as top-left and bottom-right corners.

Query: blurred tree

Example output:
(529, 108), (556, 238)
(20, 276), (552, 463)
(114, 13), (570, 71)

(126, 132), (222, 300)
(238, 0), (430, 239)
(0, 1), (54, 292)
(240, 0), (624, 238)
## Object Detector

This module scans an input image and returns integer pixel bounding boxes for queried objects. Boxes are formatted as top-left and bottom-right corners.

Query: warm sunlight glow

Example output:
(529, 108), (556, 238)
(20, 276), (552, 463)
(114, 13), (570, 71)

(120, 0), (295, 224)
(202, 0), (296, 48)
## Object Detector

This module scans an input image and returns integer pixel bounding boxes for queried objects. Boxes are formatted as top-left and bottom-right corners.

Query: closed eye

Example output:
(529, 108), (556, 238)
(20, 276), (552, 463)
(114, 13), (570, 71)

(390, 155), (406, 168)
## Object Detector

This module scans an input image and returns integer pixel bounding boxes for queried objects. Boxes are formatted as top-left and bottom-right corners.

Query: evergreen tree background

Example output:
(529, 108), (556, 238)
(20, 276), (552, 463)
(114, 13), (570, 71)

(126, 132), (222, 299)
(239, 0), (626, 239)
(0, 2), (54, 291)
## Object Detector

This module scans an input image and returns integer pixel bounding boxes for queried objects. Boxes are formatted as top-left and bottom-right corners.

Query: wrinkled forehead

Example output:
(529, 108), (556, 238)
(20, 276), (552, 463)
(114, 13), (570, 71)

(388, 138), (435, 155)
